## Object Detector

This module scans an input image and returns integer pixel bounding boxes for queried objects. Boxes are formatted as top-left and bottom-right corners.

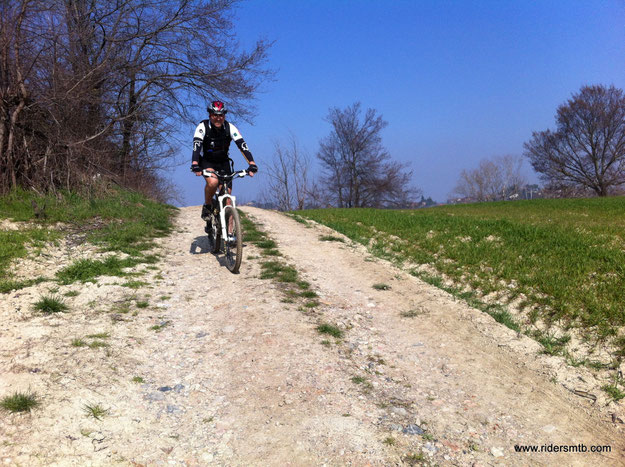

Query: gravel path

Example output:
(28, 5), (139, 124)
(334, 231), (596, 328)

(0, 206), (623, 465)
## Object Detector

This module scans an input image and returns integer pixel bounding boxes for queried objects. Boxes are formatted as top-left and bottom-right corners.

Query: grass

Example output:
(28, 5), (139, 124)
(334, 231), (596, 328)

(602, 384), (625, 401)
(0, 277), (48, 293)
(71, 338), (86, 347)
(402, 452), (426, 465)
(372, 283), (391, 290)
(34, 295), (69, 314)
(132, 376), (145, 383)
(259, 261), (298, 282)
(83, 403), (109, 420)
(383, 436), (396, 446)
(150, 321), (170, 332)
(121, 280), (148, 289)
(86, 332), (110, 339)
(1, 392), (39, 413)
(0, 187), (175, 292)
(63, 290), (80, 297)
(0, 226), (58, 293)
(351, 376), (367, 384)
(535, 333), (571, 356)
(602, 374), (625, 401)
(317, 323), (343, 338)
(56, 256), (142, 284)
(319, 235), (344, 242)
(400, 309), (422, 318)
(255, 239), (277, 249)
(296, 198), (625, 350)
(88, 340), (108, 349)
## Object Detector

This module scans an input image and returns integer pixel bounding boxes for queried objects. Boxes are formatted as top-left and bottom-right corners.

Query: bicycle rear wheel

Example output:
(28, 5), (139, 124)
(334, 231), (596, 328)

(207, 213), (221, 254)
(223, 206), (242, 273)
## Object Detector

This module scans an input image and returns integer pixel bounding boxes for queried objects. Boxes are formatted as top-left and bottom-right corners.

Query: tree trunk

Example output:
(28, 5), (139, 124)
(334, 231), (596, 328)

(6, 97), (25, 189)
(121, 75), (136, 177)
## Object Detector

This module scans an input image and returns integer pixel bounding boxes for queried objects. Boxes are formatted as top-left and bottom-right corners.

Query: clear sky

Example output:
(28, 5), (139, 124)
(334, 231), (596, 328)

(169, 0), (625, 207)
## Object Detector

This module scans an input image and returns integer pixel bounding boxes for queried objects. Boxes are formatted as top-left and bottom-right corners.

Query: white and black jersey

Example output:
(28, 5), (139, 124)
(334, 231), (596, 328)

(192, 119), (254, 167)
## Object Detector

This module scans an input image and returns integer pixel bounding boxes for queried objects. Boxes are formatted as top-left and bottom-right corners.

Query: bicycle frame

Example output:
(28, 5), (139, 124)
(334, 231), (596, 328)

(202, 168), (247, 241)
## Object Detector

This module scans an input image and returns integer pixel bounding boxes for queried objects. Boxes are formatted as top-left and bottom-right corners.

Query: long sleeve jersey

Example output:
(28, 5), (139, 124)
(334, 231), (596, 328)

(192, 119), (254, 165)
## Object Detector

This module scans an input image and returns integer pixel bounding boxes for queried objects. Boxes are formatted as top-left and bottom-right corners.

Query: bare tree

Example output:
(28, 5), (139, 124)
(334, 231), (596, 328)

(0, 0), (273, 197)
(452, 155), (526, 202)
(263, 134), (311, 211)
(317, 102), (419, 208)
(524, 84), (625, 197)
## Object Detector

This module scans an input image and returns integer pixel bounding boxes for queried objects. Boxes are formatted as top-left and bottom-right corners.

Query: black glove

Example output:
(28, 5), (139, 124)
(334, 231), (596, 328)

(247, 164), (258, 174)
(191, 165), (202, 173)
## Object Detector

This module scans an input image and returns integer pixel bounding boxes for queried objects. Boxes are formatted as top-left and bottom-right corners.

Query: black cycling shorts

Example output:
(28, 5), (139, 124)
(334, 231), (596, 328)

(200, 159), (233, 189)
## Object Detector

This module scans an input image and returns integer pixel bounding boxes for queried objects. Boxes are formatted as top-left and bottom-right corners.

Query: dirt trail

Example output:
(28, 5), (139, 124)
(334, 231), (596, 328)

(0, 206), (623, 466)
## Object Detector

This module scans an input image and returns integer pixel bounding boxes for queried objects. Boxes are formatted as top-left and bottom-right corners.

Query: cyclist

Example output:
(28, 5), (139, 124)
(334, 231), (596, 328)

(191, 100), (258, 221)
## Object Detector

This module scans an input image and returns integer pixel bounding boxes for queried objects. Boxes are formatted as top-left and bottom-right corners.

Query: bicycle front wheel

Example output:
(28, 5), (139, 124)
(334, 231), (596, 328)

(223, 206), (242, 273)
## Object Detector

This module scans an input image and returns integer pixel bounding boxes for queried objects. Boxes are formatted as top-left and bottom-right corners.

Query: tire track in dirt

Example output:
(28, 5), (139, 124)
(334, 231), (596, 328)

(243, 206), (625, 466)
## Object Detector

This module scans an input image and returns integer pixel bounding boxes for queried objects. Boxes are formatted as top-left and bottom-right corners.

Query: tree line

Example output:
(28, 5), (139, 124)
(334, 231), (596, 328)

(263, 102), (420, 211)
(0, 0), (270, 199)
(453, 84), (625, 203)
(265, 84), (625, 211)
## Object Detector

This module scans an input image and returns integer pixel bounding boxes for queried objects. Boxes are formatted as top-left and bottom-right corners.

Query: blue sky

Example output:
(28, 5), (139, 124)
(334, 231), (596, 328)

(169, 0), (625, 206)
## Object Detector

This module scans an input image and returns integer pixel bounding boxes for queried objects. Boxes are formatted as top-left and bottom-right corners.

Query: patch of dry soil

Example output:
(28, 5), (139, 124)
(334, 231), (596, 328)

(0, 206), (623, 466)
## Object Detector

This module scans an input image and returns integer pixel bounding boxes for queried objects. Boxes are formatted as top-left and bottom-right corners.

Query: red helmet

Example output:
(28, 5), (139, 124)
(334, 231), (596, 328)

(208, 100), (227, 115)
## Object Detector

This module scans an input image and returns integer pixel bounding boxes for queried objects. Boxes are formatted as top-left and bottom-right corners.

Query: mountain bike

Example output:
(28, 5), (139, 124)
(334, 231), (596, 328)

(202, 168), (248, 273)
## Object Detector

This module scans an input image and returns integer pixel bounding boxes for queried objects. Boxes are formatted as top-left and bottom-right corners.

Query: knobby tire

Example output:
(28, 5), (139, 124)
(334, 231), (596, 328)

(224, 206), (242, 273)
(207, 212), (221, 254)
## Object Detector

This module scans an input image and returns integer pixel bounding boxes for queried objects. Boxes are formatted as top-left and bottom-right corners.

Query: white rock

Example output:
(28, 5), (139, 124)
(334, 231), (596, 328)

(490, 447), (504, 457)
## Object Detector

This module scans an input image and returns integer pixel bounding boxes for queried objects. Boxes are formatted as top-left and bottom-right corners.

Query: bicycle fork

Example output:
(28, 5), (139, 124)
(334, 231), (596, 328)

(216, 193), (237, 242)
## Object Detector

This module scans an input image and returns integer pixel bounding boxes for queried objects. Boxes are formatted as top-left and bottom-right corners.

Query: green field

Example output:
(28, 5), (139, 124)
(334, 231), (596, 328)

(296, 198), (625, 352)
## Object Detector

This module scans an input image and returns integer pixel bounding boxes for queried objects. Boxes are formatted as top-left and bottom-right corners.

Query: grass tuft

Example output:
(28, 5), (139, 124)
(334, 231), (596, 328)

(150, 321), (170, 332)
(1, 392), (39, 413)
(400, 309), (422, 318)
(602, 384), (625, 401)
(372, 283), (391, 291)
(86, 332), (110, 339)
(319, 235), (344, 242)
(383, 436), (396, 446)
(83, 403), (109, 420)
(317, 323), (343, 338)
(34, 295), (68, 314)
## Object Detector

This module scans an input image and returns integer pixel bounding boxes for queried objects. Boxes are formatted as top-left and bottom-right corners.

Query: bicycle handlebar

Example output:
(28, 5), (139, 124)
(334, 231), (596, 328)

(202, 169), (248, 180)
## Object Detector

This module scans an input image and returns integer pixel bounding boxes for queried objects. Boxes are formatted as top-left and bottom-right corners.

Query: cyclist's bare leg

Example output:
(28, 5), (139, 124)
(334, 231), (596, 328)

(203, 171), (219, 204)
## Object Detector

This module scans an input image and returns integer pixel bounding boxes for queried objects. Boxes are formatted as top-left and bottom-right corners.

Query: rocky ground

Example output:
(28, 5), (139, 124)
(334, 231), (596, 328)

(0, 206), (623, 466)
